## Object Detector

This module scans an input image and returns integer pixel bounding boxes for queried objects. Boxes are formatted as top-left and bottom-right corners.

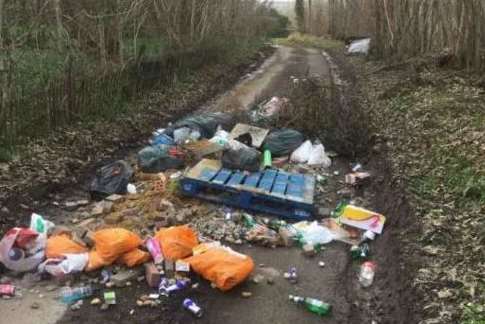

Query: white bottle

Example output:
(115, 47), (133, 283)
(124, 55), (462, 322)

(359, 261), (376, 287)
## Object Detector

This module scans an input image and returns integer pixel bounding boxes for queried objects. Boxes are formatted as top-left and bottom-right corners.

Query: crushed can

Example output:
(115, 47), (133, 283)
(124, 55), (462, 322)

(0, 284), (15, 296)
(183, 298), (203, 318)
(104, 291), (116, 305)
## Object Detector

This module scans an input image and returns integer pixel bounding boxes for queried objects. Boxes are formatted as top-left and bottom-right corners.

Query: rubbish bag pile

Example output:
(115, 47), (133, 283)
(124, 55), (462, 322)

(134, 111), (332, 173)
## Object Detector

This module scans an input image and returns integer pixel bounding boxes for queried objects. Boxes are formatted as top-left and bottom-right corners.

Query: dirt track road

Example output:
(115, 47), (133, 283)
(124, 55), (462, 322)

(2, 46), (358, 324)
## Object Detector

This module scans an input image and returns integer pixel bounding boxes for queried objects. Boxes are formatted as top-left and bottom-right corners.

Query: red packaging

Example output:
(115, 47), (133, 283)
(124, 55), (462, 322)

(0, 284), (16, 296)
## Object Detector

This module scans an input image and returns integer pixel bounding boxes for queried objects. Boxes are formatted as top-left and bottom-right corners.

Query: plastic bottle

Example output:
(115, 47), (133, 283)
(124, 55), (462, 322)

(243, 214), (257, 228)
(183, 298), (203, 318)
(289, 295), (332, 316)
(59, 286), (94, 304)
(350, 243), (370, 260)
(359, 261), (376, 287)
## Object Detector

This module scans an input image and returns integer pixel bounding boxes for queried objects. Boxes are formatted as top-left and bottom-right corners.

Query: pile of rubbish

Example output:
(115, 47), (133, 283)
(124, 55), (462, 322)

(0, 106), (386, 318)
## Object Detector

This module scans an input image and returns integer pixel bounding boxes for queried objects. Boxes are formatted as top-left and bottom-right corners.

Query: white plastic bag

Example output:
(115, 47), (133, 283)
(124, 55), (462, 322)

(0, 228), (46, 272)
(173, 127), (192, 144)
(38, 253), (89, 277)
(290, 140), (313, 164)
(308, 144), (332, 168)
(293, 221), (334, 245)
(347, 38), (371, 55)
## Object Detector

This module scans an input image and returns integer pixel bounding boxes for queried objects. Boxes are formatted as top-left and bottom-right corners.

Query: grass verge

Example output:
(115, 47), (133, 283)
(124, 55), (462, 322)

(349, 56), (485, 324)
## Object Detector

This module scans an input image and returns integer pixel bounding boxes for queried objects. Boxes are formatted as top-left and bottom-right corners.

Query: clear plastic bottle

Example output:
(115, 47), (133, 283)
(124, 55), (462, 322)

(359, 261), (376, 287)
(59, 286), (94, 304)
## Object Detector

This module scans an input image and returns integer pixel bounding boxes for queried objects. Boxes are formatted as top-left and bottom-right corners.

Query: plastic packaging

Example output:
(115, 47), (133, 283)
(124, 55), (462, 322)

(30, 213), (55, 235)
(359, 261), (376, 287)
(347, 38), (371, 55)
(173, 127), (192, 144)
(137, 145), (184, 173)
(146, 237), (164, 264)
(159, 279), (190, 296)
(308, 144), (332, 167)
(263, 129), (304, 157)
(167, 112), (235, 139)
(0, 227), (46, 272)
(293, 221), (334, 246)
(221, 146), (261, 172)
(89, 160), (134, 199)
(59, 286), (94, 304)
(150, 133), (175, 146)
(0, 284), (15, 296)
(38, 253), (89, 277)
(290, 140), (312, 163)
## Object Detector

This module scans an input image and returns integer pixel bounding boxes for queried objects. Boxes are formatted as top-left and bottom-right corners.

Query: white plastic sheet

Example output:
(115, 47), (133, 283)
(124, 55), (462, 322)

(347, 38), (371, 55)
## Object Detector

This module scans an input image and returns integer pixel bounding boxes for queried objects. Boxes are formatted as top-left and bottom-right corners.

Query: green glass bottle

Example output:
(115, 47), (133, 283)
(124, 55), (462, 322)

(243, 214), (257, 228)
(289, 295), (332, 316)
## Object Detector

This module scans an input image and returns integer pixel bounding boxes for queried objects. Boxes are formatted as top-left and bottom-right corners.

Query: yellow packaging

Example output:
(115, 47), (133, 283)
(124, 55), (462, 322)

(342, 205), (382, 221)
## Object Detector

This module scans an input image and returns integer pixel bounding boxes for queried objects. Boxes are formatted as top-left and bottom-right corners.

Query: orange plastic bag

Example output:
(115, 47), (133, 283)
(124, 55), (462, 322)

(117, 249), (150, 267)
(185, 247), (254, 291)
(46, 234), (88, 258)
(85, 250), (109, 272)
(155, 225), (198, 261)
(93, 228), (143, 263)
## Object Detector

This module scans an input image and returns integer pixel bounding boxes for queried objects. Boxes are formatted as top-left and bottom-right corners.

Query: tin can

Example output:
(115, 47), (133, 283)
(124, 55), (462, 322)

(0, 284), (16, 296)
(183, 298), (203, 318)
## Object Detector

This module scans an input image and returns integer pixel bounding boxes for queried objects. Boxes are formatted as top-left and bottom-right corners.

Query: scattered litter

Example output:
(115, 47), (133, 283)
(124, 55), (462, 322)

(185, 244), (254, 291)
(241, 291), (252, 298)
(262, 128), (304, 157)
(159, 278), (190, 296)
(89, 161), (134, 199)
(359, 261), (376, 287)
(350, 243), (370, 260)
(345, 172), (371, 185)
(60, 286), (94, 304)
(229, 123), (269, 148)
(91, 298), (102, 305)
(222, 145), (261, 172)
(289, 295), (332, 316)
(318, 261), (325, 268)
(183, 298), (203, 318)
(338, 205), (386, 234)
(347, 38), (371, 55)
(261, 97), (288, 118)
(0, 215), (49, 272)
(0, 284), (15, 296)
(137, 145), (184, 173)
(104, 291), (116, 305)
(293, 221), (334, 246)
(146, 237), (164, 264)
(126, 183), (137, 194)
(38, 253), (89, 277)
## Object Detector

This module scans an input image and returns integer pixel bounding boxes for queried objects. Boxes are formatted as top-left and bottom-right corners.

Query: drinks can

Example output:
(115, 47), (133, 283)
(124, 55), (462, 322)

(0, 284), (15, 296)
(183, 298), (203, 318)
